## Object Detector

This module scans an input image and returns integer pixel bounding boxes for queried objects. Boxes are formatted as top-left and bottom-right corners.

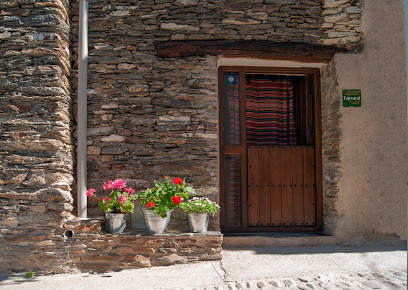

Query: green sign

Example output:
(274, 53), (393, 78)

(343, 89), (361, 107)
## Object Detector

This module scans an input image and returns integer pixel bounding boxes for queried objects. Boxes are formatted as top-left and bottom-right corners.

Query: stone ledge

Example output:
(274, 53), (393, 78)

(62, 217), (223, 272)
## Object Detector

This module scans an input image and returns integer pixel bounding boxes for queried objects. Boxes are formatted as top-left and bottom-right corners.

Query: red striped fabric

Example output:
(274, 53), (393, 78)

(246, 75), (296, 145)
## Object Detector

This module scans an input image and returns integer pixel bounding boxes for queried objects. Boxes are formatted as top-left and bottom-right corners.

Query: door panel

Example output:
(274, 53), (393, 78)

(304, 147), (316, 225)
(259, 147), (271, 226)
(247, 146), (316, 228)
(292, 147), (305, 225)
(280, 147), (293, 226)
(247, 147), (259, 226)
(269, 147), (282, 226)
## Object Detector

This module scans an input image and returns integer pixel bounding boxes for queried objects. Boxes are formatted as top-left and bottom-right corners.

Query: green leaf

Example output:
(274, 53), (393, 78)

(185, 187), (196, 194)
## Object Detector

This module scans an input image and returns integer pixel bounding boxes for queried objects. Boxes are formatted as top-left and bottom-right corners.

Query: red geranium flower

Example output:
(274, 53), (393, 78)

(172, 195), (182, 205)
(147, 202), (155, 208)
(173, 177), (182, 185)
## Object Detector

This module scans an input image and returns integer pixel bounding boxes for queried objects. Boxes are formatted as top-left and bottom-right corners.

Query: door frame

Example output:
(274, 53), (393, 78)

(218, 66), (323, 233)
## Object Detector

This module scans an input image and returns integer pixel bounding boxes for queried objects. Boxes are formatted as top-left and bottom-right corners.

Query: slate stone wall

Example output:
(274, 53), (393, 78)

(320, 58), (342, 233)
(0, 0), (360, 275)
(70, 0), (361, 222)
(0, 0), (75, 275)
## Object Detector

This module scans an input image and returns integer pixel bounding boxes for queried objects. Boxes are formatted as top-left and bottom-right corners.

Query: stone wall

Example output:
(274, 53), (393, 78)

(70, 0), (363, 221)
(320, 59), (342, 234)
(64, 219), (222, 272)
(0, 0), (75, 275)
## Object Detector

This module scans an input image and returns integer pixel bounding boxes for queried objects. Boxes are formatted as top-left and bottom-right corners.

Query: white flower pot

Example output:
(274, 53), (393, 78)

(187, 213), (209, 233)
(142, 208), (171, 234)
(105, 212), (127, 234)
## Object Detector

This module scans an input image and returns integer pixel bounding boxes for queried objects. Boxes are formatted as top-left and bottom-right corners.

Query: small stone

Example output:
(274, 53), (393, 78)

(257, 281), (266, 288)
(174, 0), (198, 6)
(101, 103), (119, 109)
(322, 23), (334, 29)
(322, 8), (342, 15)
(154, 254), (188, 265)
(222, 18), (261, 25)
(324, 13), (348, 23)
(87, 146), (101, 155)
(118, 63), (137, 70)
(110, 10), (130, 17)
(346, 6), (361, 14)
(100, 135), (126, 142)
(269, 281), (279, 287)
(101, 146), (128, 154)
(323, 0), (348, 8)
(283, 280), (293, 287)
(362, 281), (382, 289)
(265, 0), (297, 4)
(0, 31), (11, 40)
(126, 44), (137, 50)
(328, 31), (357, 38)
(160, 23), (199, 32)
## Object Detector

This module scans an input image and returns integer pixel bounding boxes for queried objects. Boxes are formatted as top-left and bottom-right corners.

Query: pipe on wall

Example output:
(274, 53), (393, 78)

(403, 0), (408, 243)
(77, 0), (88, 218)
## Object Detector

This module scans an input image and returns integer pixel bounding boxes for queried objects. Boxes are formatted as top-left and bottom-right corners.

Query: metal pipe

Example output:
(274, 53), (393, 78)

(77, 0), (88, 218)
(403, 0), (408, 243)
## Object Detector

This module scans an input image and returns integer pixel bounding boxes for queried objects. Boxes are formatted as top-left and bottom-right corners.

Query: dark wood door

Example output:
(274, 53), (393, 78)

(219, 67), (322, 233)
(247, 146), (316, 227)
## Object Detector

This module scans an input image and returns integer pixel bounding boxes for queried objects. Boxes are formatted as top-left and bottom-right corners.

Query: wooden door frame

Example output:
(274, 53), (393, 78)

(218, 66), (323, 233)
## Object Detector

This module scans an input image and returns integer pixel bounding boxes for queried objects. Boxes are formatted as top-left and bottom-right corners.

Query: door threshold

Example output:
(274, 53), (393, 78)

(222, 232), (337, 247)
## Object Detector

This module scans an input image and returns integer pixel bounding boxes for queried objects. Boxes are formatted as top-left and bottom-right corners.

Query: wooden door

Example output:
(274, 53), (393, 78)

(219, 67), (322, 233)
(247, 146), (316, 227)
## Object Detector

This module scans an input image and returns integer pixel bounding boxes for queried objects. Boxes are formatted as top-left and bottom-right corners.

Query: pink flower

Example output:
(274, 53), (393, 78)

(102, 197), (111, 203)
(124, 187), (134, 194)
(118, 194), (127, 204)
(112, 179), (126, 189)
(103, 180), (113, 190)
(86, 188), (95, 197)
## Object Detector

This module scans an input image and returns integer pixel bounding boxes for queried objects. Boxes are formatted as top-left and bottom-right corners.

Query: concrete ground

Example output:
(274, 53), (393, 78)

(0, 244), (406, 289)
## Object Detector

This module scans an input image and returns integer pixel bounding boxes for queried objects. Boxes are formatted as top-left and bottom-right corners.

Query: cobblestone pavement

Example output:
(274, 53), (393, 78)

(217, 269), (407, 290)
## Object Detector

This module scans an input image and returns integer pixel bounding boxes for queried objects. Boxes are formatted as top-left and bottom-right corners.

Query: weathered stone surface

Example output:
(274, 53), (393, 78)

(100, 135), (126, 142)
(160, 23), (200, 32)
(265, 0), (297, 4)
(101, 146), (128, 155)
(346, 6), (361, 14)
(323, 0), (349, 8)
(325, 13), (348, 23)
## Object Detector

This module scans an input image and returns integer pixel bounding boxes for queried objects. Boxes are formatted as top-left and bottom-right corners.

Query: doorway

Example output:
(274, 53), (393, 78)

(219, 66), (323, 233)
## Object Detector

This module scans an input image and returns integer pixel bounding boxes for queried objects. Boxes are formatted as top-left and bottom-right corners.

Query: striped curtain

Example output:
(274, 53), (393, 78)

(246, 75), (296, 145)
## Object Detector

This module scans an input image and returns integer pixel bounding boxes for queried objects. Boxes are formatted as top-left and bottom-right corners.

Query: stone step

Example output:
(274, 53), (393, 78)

(222, 233), (337, 247)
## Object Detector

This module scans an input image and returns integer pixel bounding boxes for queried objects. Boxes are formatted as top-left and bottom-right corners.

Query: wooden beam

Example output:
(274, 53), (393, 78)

(156, 41), (348, 63)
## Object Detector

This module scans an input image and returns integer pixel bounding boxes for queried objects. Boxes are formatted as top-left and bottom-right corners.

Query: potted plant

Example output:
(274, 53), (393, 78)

(179, 197), (220, 233)
(86, 179), (137, 234)
(137, 176), (195, 234)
